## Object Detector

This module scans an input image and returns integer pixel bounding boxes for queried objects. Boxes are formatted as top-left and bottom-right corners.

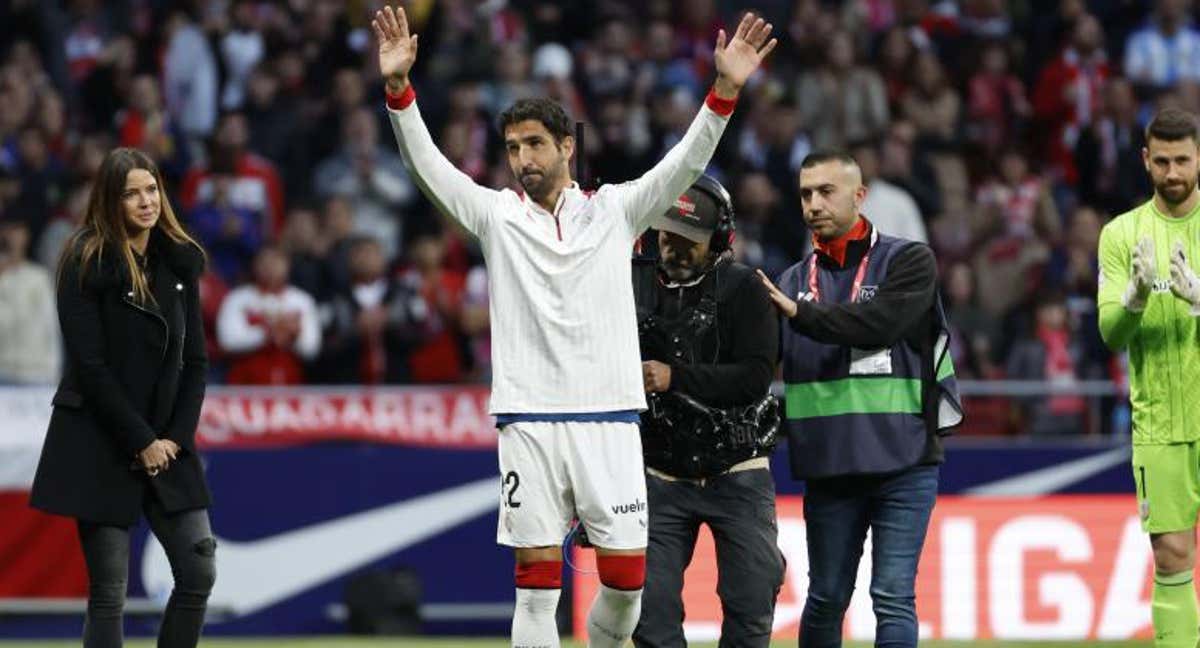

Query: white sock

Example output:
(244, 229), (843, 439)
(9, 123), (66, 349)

(586, 584), (642, 648)
(512, 587), (561, 648)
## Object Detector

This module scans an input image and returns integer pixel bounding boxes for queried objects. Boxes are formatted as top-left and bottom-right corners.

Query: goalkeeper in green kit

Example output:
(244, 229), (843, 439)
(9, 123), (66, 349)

(1098, 108), (1200, 647)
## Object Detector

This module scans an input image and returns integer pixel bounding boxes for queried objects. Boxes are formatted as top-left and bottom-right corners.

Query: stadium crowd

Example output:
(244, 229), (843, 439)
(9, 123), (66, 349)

(1, 0), (1199, 435)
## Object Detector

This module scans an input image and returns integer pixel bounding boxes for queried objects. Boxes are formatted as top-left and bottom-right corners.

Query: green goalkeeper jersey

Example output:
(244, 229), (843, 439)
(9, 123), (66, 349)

(1098, 198), (1200, 445)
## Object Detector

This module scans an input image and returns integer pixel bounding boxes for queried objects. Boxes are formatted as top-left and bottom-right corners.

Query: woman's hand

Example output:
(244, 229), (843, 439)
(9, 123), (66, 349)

(138, 439), (179, 475)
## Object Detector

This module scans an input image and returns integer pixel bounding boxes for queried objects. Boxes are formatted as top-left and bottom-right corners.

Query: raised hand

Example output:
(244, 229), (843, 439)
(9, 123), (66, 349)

(1124, 236), (1156, 312)
(1169, 242), (1200, 311)
(713, 13), (778, 98)
(372, 5), (419, 91)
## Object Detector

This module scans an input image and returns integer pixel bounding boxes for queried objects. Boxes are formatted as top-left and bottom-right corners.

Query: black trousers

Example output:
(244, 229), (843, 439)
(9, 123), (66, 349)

(634, 468), (786, 647)
(77, 495), (216, 648)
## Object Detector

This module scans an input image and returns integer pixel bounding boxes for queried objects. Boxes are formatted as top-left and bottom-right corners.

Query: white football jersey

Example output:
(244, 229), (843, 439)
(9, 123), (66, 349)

(387, 96), (731, 414)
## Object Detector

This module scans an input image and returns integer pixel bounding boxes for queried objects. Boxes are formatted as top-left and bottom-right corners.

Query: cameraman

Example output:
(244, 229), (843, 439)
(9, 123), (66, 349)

(632, 176), (784, 647)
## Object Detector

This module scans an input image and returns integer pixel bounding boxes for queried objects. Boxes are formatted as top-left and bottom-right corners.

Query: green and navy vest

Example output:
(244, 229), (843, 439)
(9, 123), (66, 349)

(777, 230), (962, 479)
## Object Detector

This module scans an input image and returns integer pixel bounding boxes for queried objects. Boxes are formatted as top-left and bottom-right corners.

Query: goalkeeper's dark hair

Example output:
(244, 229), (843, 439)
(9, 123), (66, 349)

(498, 98), (573, 144)
(1146, 108), (1200, 144)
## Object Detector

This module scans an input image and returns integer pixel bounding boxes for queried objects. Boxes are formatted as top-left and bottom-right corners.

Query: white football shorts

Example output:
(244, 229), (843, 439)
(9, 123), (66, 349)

(495, 420), (648, 550)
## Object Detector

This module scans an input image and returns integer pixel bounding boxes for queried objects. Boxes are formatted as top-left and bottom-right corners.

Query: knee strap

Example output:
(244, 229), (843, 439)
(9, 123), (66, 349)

(515, 560), (562, 589)
(596, 554), (645, 591)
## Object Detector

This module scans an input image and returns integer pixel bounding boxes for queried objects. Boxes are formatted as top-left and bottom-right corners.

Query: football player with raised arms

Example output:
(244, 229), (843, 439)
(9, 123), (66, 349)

(371, 5), (776, 647)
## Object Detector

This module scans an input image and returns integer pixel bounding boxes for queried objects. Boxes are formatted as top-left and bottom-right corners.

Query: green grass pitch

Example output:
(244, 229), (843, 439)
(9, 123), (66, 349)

(0, 641), (1156, 647)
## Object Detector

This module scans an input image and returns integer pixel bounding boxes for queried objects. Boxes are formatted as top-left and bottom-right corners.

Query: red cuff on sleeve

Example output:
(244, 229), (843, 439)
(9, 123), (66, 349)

(704, 88), (737, 117)
(386, 83), (416, 111)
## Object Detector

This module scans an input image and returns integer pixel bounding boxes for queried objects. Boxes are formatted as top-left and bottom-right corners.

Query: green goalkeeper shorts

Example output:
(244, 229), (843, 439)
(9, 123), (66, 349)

(1132, 442), (1200, 534)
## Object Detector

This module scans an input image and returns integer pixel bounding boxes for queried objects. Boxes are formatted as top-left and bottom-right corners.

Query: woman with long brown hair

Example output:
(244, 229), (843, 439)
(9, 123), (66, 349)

(30, 148), (215, 648)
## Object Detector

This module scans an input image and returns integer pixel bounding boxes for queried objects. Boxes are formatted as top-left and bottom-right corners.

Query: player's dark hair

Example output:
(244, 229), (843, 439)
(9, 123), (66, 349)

(498, 98), (573, 143)
(800, 149), (860, 170)
(1146, 108), (1200, 144)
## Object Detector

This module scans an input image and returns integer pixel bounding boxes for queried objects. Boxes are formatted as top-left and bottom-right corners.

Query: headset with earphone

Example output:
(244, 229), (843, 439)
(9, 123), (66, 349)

(689, 174), (736, 255)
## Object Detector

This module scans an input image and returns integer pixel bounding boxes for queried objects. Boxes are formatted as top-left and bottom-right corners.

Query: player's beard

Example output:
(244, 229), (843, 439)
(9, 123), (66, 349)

(519, 160), (564, 202)
(1156, 176), (1198, 206)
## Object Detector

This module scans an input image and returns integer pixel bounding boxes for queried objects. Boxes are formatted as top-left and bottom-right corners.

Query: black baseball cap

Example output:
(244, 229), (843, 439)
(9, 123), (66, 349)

(653, 184), (721, 244)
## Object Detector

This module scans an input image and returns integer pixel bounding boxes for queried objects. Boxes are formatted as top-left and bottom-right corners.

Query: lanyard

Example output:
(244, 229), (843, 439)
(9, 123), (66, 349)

(807, 228), (878, 303)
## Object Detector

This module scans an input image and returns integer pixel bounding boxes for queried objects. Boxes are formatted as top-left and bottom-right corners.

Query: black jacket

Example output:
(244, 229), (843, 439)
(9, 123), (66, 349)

(636, 257), (779, 408)
(788, 237), (945, 465)
(31, 229), (211, 525)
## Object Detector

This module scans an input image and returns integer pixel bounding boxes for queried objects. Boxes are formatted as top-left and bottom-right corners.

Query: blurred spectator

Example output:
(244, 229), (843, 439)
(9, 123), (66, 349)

(219, 0), (266, 110)
(879, 119), (942, 218)
(901, 51), (960, 145)
(217, 244), (320, 385)
(875, 25), (916, 109)
(960, 0), (1012, 40)
(461, 264), (491, 381)
(734, 172), (797, 278)
(242, 63), (308, 199)
(314, 106), (416, 262)
(591, 93), (655, 184)
(634, 19), (702, 100)
(1123, 0), (1200, 91)
(1048, 204), (1112, 373)
(37, 90), (68, 160)
(187, 174), (264, 284)
(1075, 77), (1153, 215)
(1033, 13), (1110, 185)
(441, 120), (488, 185)
(317, 237), (423, 384)
(1006, 290), (1092, 436)
(198, 268), (230, 381)
(583, 19), (638, 98)
(797, 30), (890, 150)
(971, 148), (1061, 316)
(69, 133), (110, 184)
(1025, 0), (1089, 84)
(63, 0), (114, 83)
(943, 261), (1000, 380)
(787, 0), (840, 68)
(116, 75), (191, 183)
(280, 203), (330, 302)
(311, 67), (367, 164)
(36, 181), (89, 270)
(966, 40), (1031, 156)
(482, 42), (538, 117)
(0, 218), (59, 384)
(10, 126), (68, 245)
(320, 194), (358, 294)
(533, 42), (588, 122)
(399, 232), (467, 384)
(975, 148), (1062, 244)
(674, 0), (720, 79)
(78, 34), (139, 134)
(180, 111), (285, 236)
(853, 138), (927, 243)
(163, 11), (218, 141)
(0, 65), (36, 166)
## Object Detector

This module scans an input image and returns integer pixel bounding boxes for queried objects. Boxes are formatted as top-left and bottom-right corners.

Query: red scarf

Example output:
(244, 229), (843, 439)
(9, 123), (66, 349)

(813, 217), (870, 267)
